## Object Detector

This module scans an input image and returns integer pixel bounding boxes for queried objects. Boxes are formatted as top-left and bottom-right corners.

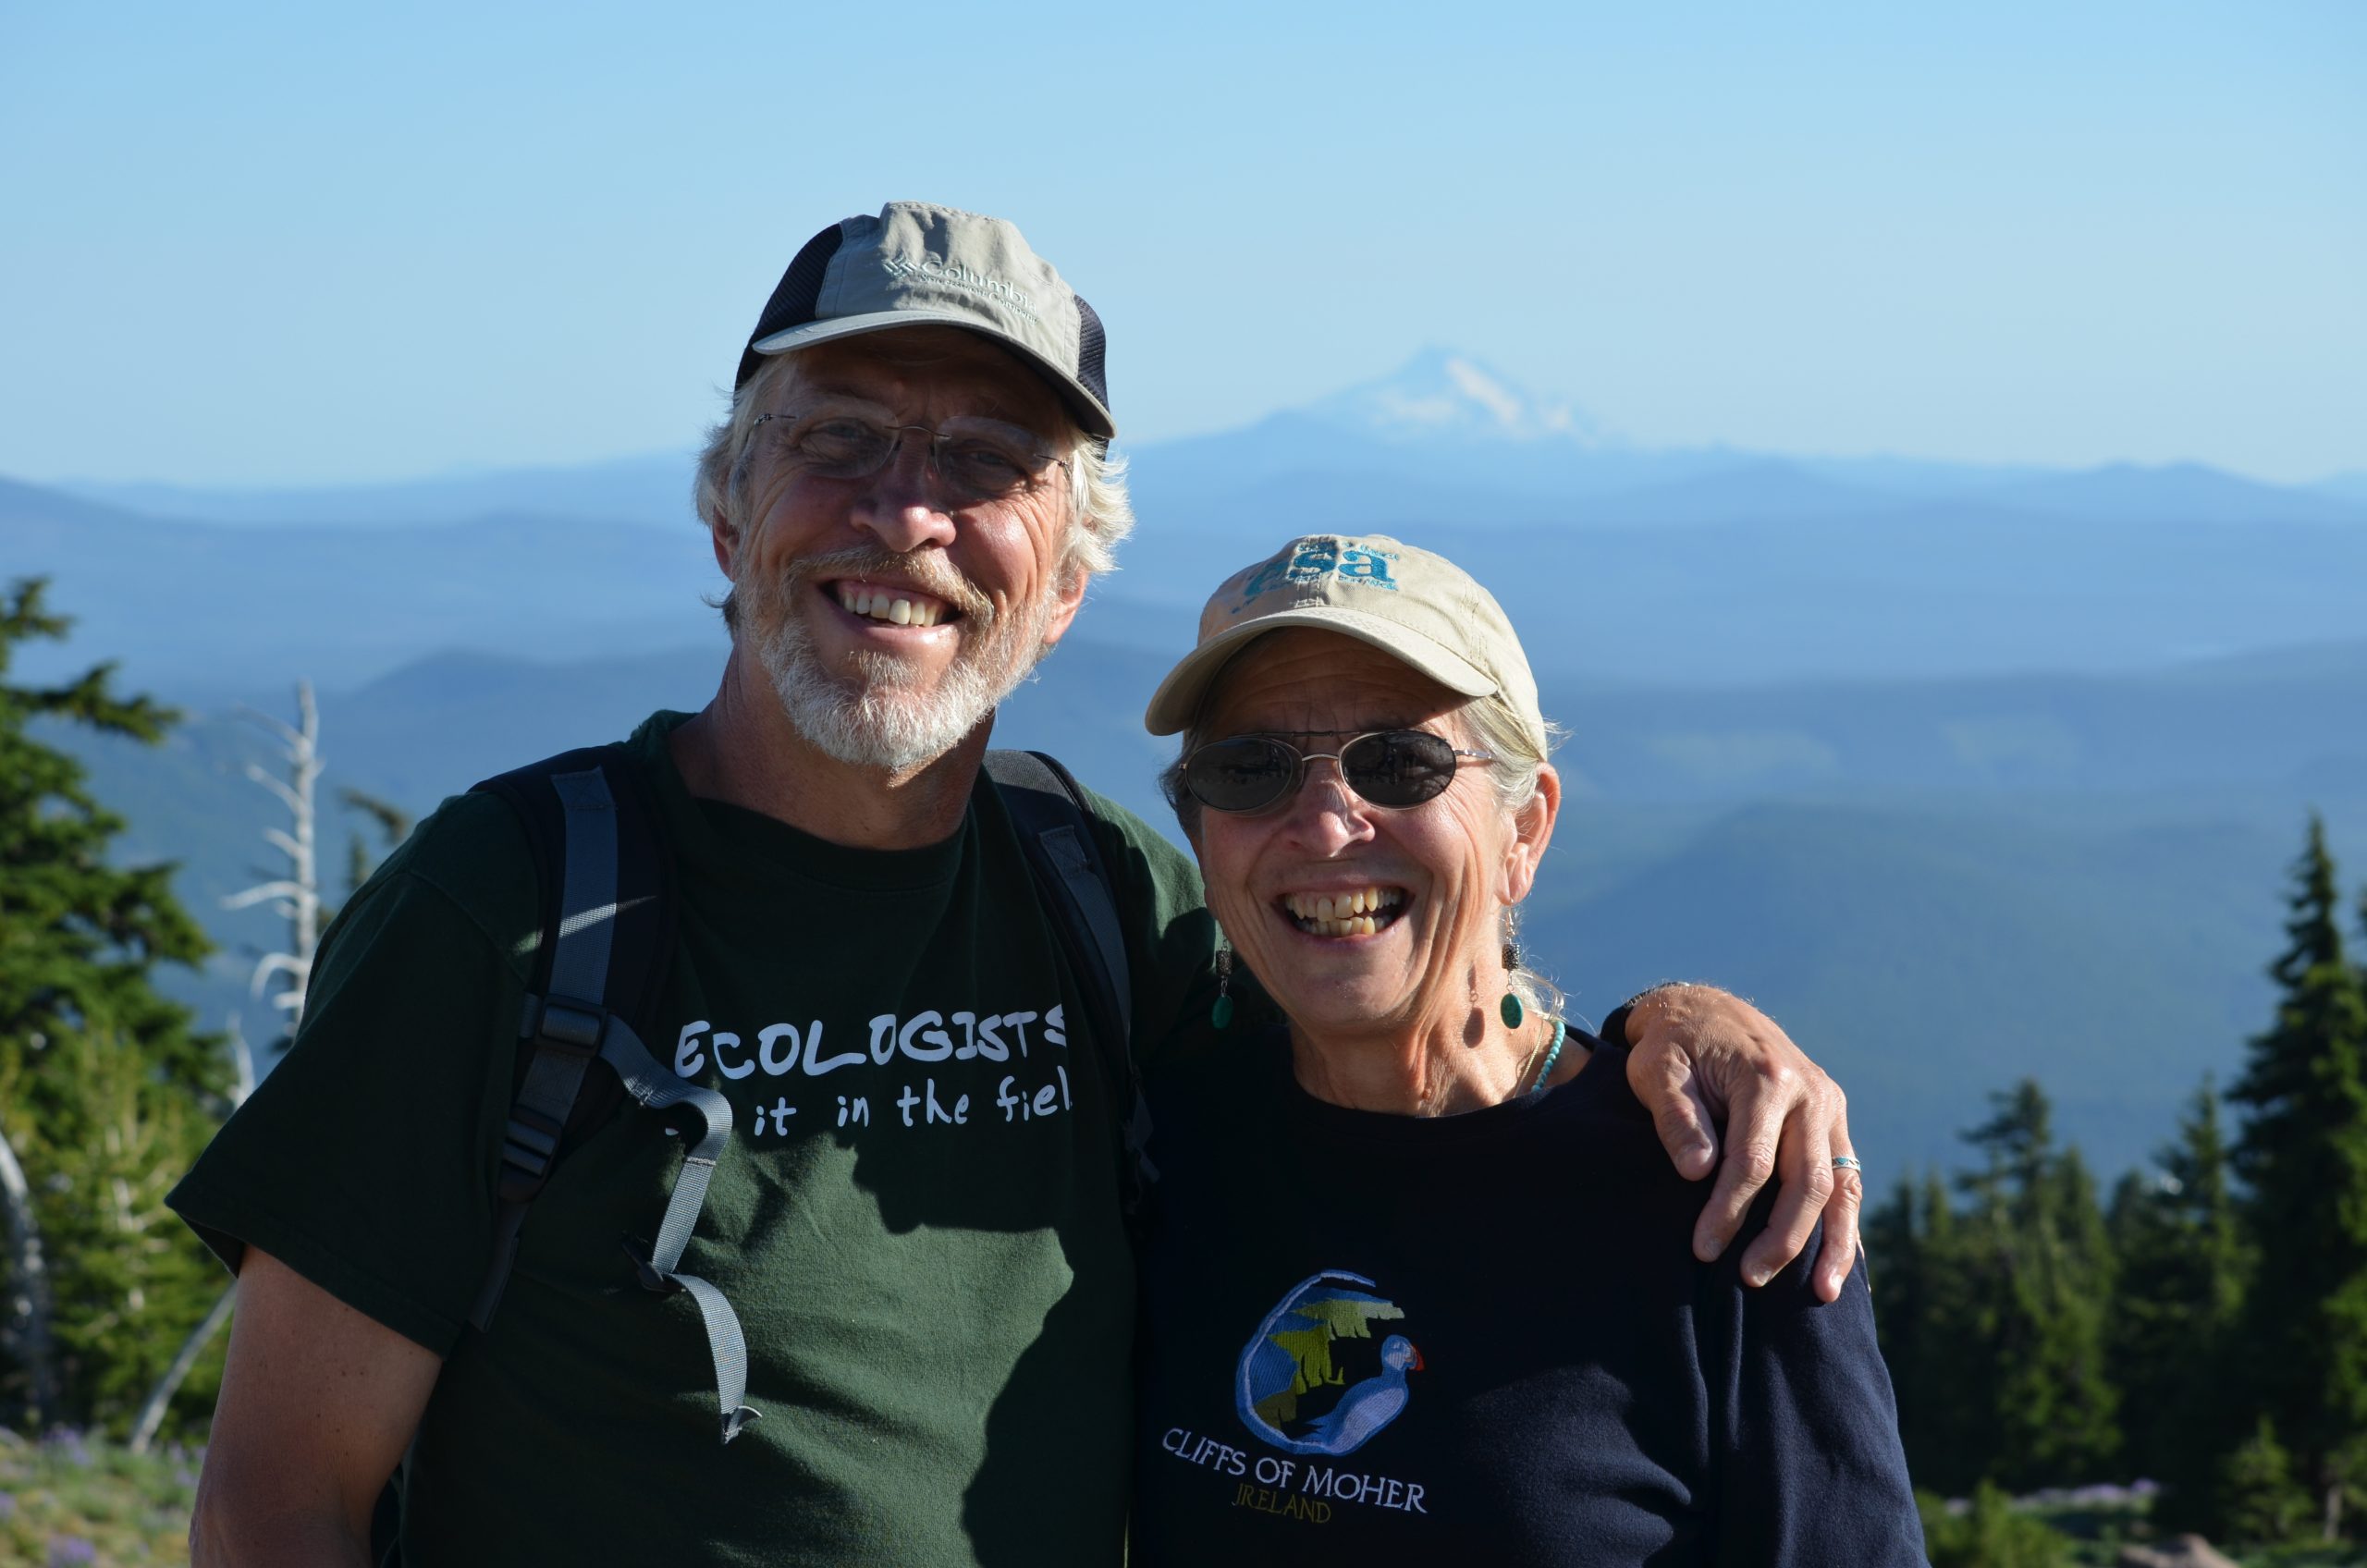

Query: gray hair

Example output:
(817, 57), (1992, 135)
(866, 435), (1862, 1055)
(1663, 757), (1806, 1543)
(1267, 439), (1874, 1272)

(695, 341), (1134, 634)
(1160, 674), (1569, 1023)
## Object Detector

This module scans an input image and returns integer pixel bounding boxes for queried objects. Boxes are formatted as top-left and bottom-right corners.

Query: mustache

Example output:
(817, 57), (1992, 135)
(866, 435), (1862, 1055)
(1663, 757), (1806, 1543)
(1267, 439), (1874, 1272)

(775, 545), (996, 624)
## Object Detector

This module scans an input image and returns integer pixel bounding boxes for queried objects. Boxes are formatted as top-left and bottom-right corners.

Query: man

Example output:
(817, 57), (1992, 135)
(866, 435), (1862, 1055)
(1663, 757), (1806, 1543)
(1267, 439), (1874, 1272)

(172, 202), (1860, 1565)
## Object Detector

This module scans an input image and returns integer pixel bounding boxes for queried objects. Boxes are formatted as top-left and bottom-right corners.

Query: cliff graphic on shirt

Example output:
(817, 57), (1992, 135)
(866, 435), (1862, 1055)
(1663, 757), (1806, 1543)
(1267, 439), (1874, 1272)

(1235, 1270), (1424, 1456)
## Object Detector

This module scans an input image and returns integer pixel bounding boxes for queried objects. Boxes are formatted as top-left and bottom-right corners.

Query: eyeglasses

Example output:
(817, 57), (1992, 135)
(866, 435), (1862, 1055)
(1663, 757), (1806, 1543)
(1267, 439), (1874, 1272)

(754, 410), (1067, 504)
(1180, 730), (1494, 815)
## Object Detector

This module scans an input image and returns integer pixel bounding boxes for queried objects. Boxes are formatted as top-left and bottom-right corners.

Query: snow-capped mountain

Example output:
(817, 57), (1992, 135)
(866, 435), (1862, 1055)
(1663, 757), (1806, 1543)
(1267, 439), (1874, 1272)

(1302, 348), (1615, 447)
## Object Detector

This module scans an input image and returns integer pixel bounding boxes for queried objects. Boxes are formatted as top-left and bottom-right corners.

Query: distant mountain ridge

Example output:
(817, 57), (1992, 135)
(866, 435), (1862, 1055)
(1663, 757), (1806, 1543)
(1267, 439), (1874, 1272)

(11, 342), (2362, 719)
(43, 349), (2362, 537)
(62, 451), (704, 531)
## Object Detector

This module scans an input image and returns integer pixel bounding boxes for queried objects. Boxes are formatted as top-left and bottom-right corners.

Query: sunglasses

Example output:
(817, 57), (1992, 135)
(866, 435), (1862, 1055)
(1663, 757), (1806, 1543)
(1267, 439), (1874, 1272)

(1180, 730), (1494, 815)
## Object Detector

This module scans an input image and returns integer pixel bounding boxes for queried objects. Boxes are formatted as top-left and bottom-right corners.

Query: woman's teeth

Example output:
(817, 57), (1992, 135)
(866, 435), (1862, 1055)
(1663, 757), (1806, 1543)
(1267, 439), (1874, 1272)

(1282, 888), (1404, 937)
(834, 584), (949, 627)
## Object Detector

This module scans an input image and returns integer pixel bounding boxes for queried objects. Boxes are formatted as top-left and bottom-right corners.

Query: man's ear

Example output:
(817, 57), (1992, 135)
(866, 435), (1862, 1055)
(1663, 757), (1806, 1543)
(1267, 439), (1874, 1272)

(709, 509), (742, 579)
(1037, 561), (1094, 649)
(1500, 762), (1562, 907)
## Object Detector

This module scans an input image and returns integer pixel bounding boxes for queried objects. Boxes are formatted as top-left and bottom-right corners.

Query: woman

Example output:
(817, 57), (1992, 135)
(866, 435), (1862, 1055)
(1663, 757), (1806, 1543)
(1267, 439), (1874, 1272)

(1130, 533), (1924, 1564)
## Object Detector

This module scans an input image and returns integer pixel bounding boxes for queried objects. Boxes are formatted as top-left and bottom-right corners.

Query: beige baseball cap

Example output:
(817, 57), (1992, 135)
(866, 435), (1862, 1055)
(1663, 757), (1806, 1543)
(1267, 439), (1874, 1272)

(736, 201), (1114, 438)
(1142, 533), (1547, 748)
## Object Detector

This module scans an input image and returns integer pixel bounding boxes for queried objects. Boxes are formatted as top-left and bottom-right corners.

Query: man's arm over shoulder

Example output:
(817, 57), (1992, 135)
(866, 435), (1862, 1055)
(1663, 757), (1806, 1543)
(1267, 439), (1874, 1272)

(191, 1248), (440, 1566)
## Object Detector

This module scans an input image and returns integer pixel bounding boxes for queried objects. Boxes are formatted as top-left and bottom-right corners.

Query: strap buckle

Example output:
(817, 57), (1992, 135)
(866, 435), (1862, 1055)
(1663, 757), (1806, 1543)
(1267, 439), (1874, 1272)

(621, 1238), (683, 1295)
(520, 992), (607, 1053)
(498, 1108), (565, 1183)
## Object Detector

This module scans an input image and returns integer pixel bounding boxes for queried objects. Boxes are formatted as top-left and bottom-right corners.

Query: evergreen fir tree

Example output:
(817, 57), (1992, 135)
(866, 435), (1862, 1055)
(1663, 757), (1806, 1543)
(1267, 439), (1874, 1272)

(1871, 1167), (2000, 1493)
(1919, 1481), (2074, 1568)
(1868, 1176), (1933, 1462)
(2107, 1079), (2248, 1522)
(2216, 1415), (2311, 1545)
(1956, 1080), (2119, 1488)
(0, 578), (225, 1433)
(2227, 815), (2367, 1540)
(1908, 1166), (2000, 1491)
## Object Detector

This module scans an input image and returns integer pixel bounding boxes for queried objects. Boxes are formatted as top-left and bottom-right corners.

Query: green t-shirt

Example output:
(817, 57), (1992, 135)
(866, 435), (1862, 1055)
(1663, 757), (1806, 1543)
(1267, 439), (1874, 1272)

(169, 713), (1216, 1566)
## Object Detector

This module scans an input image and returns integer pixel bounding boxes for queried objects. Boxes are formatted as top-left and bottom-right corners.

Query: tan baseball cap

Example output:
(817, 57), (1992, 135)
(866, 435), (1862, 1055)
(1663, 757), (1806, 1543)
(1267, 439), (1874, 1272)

(1142, 533), (1547, 748)
(737, 201), (1114, 438)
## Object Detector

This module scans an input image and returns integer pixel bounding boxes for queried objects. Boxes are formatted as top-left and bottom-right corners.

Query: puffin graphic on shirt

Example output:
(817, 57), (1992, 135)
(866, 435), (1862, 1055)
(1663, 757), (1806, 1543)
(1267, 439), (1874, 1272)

(1236, 1271), (1424, 1456)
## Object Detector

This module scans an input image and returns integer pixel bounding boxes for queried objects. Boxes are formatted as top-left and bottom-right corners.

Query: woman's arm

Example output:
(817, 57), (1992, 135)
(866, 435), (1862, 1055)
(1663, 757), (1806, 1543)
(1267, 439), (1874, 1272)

(1708, 1237), (1927, 1565)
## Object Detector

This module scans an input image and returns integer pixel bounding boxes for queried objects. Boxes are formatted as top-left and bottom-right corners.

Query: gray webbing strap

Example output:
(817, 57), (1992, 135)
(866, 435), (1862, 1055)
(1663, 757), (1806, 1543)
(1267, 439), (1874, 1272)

(982, 750), (1156, 1202)
(476, 765), (756, 1443)
(1043, 819), (1156, 1182)
(597, 1013), (758, 1443)
(546, 771), (619, 1000)
(1035, 824), (1132, 1047)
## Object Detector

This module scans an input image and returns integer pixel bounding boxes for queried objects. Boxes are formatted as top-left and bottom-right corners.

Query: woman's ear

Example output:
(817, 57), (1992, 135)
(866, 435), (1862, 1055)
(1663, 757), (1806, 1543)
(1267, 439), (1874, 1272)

(1499, 762), (1562, 907)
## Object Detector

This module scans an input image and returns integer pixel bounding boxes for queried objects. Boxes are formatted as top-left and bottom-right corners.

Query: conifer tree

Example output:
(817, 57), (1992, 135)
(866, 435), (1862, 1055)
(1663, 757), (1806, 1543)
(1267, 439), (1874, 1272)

(2227, 815), (2367, 1540)
(2216, 1415), (2312, 1545)
(1956, 1080), (2119, 1488)
(1867, 1182), (1930, 1434)
(1870, 1168), (1997, 1492)
(2108, 1079), (2248, 1520)
(0, 577), (225, 1433)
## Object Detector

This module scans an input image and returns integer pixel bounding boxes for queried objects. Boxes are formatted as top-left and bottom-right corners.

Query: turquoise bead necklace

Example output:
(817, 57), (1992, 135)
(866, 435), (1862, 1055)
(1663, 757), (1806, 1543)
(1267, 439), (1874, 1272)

(1525, 1017), (1567, 1098)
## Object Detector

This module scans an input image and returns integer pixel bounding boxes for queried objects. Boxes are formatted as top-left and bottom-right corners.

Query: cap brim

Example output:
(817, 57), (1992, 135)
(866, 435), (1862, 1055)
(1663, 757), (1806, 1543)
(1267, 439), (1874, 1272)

(1142, 606), (1498, 736)
(750, 310), (1116, 439)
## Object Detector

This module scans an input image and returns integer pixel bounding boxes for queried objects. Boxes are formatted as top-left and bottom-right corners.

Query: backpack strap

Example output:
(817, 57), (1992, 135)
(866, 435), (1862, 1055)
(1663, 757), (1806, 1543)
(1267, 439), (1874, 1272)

(983, 749), (1157, 1218)
(466, 746), (757, 1443)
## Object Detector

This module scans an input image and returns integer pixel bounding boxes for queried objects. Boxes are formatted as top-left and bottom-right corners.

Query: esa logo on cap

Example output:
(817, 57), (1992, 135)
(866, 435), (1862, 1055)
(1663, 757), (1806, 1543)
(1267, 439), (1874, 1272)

(1236, 540), (1399, 608)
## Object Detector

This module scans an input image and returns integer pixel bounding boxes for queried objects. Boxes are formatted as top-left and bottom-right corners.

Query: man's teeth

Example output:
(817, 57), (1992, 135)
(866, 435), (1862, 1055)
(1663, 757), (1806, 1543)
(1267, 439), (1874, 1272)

(1283, 888), (1404, 937)
(834, 584), (949, 627)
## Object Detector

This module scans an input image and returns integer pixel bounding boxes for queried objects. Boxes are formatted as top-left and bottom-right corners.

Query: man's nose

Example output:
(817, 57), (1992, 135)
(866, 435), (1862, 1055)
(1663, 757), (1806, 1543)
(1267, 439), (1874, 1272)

(851, 435), (959, 553)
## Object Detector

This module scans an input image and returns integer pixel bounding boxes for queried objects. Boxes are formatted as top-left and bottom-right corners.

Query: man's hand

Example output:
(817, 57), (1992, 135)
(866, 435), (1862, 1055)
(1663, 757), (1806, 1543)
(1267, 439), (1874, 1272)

(1621, 985), (1861, 1303)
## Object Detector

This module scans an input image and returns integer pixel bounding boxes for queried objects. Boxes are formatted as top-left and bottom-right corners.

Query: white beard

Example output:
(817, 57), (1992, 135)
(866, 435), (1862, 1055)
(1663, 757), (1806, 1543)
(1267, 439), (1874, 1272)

(740, 550), (1059, 773)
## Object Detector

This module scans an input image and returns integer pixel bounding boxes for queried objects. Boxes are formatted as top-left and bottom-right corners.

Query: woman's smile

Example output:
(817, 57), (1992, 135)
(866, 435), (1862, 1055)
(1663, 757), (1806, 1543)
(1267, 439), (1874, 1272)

(1277, 885), (1409, 938)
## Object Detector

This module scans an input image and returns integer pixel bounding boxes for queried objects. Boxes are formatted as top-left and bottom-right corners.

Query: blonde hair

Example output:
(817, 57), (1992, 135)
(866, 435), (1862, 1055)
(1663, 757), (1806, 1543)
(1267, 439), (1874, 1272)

(694, 337), (1134, 631)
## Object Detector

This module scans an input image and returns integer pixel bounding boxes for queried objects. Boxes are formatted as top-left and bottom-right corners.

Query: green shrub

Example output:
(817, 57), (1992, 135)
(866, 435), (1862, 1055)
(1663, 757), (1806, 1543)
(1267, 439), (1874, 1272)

(1920, 1481), (2076, 1568)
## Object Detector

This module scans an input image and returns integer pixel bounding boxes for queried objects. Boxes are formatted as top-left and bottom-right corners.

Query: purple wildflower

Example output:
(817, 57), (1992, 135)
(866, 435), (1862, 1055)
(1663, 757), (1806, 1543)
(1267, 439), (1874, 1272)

(48, 1537), (100, 1567)
(40, 1428), (93, 1469)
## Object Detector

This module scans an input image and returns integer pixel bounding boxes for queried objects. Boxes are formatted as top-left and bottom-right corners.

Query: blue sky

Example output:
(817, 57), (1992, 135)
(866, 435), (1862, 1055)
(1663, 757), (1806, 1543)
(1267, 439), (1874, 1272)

(4, 0), (2361, 486)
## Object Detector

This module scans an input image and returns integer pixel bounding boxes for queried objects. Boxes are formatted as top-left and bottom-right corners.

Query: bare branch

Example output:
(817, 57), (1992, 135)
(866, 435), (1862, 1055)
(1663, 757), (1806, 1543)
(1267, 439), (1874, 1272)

(242, 763), (303, 816)
(233, 704), (302, 749)
(224, 880), (308, 910)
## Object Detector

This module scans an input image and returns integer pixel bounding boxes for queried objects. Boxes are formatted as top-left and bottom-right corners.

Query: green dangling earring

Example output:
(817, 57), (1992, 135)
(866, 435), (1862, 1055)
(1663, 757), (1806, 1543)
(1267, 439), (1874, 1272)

(1499, 940), (1525, 1030)
(1212, 945), (1235, 1030)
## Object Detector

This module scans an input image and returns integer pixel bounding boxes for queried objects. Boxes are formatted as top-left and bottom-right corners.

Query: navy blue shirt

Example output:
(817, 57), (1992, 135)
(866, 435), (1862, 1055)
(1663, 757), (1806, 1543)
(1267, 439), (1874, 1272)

(1131, 1030), (1927, 1565)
